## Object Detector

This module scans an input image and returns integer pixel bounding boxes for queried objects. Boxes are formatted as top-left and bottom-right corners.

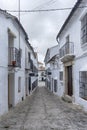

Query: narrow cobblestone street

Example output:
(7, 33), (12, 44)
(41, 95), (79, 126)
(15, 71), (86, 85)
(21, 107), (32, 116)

(0, 82), (87, 130)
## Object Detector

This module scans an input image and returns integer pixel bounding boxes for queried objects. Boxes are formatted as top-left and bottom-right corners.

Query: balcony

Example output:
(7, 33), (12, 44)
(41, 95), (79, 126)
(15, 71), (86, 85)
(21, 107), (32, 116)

(8, 47), (21, 67)
(59, 42), (75, 63)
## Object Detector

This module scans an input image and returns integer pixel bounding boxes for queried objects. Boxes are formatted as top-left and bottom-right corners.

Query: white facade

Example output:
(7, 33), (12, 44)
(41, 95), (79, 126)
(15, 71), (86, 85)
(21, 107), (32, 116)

(56, 0), (87, 110)
(25, 42), (31, 96)
(0, 10), (38, 116)
(25, 42), (38, 96)
(30, 50), (38, 92)
(38, 62), (45, 81)
(50, 59), (59, 94)
(0, 10), (28, 115)
(44, 45), (59, 94)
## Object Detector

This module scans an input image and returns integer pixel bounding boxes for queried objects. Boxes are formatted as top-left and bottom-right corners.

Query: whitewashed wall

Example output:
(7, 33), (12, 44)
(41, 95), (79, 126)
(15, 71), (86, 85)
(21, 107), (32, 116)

(45, 45), (59, 93)
(0, 12), (26, 115)
(58, 1), (87, 110)
(8, 20), (26, 106)
(0, 13), (8, 115)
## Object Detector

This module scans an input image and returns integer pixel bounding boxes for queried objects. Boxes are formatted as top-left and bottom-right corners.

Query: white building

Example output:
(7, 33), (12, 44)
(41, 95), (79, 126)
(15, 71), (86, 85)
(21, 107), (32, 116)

(25, 42), (31, 96)
(0, 9), (28, 115)
(25, 42), (38, 96)
(0, 9), (38, 116)
(29, 48), (38, 92)
(38, 62), (45, 81)
(44, 45), (59, 94)
(56, 0), (87, 110)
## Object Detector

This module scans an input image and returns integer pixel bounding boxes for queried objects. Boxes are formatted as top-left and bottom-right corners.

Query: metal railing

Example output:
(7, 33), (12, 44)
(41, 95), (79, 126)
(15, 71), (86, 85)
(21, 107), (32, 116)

(59, 42), (74, 58)
(8, 47), (21, 67)
(32, 79), (38, 90)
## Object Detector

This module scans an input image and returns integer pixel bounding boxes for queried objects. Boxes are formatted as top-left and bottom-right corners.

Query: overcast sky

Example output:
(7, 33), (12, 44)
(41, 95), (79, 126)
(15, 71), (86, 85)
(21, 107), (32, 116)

(0, 0), (77, 63)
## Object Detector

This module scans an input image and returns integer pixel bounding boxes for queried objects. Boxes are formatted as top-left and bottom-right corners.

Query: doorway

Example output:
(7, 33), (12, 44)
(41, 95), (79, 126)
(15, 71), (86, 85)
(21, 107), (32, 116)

(8, 74), (14, 108)
(67, 65), (73, 96)
(29, 76), (31, 94)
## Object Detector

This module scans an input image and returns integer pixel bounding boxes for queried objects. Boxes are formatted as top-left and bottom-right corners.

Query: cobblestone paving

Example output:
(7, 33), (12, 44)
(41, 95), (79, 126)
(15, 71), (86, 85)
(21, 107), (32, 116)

(0, 83), (87, 130)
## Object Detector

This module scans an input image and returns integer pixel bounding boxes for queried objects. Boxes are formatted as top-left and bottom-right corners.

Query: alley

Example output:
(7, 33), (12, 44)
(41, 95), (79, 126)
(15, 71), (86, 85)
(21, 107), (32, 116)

(0, 82), (87, 130)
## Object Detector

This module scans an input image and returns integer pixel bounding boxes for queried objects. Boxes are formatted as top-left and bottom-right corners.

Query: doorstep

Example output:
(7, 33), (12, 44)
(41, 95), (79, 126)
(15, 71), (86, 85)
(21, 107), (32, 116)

(62, 95), (72, 103)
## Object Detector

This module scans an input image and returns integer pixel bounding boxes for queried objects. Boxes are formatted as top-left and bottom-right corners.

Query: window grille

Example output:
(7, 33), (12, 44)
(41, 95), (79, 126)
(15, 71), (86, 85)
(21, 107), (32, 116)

(60, 71), (63, 81)
(54, 80), (57, 92)
(79, 71), (87, 100)
(81, 13), (87, 44)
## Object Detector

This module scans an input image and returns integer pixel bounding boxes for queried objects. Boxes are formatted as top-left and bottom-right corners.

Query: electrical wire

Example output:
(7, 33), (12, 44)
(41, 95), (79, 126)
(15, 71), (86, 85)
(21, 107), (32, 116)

(33, 0), (57, 10)
(10, 0), (57, 16)
(6, 5), (87, 13)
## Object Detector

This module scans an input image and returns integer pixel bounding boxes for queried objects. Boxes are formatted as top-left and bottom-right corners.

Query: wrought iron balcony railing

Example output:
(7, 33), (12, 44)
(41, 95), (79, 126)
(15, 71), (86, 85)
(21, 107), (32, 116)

(32, 79), (38, 90)
(59, 42), (74, 58)
(8, 47), (21, 67)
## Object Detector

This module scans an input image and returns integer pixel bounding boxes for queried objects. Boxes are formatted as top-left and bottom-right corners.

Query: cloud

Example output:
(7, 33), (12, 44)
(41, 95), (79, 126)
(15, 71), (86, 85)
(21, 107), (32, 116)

(0, 0), (18, 10)
(0, 0), (77, 63)
(20, 0), (77, 63)
(38, 53), (45, 64)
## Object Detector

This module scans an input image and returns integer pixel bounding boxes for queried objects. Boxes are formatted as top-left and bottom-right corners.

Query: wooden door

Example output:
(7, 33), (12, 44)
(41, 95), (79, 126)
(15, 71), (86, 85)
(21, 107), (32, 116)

(29, 77), (31, 94)
(67, 66), (73, 96)
(8, 75), (10, 108)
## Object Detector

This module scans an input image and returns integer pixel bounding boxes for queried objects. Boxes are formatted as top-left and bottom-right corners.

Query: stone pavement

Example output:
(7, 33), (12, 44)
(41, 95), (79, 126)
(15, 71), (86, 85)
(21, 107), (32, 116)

(0, 83), (87, 130)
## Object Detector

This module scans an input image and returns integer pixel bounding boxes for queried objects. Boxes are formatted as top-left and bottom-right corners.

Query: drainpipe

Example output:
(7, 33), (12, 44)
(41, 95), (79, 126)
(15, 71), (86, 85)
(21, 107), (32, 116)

(18, 0), (20, 49)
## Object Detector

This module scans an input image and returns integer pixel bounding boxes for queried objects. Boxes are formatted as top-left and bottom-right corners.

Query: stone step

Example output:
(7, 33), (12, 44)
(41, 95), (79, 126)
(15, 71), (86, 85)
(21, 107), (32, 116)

(62, 95), (72, 103)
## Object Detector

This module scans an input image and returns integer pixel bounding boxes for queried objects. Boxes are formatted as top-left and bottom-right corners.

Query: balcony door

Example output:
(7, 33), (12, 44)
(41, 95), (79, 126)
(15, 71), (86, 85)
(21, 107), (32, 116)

(8, 30), (14, 65)
(29, 76), (31, 94)
(67, 65), (73, 96)
(25, 78), (28, 96)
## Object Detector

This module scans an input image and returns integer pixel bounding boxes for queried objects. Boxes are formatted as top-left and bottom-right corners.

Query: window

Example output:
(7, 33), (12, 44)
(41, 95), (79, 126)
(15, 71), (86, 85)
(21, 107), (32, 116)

(81, 14), (87, 44)
(79, 71), (87, 100)
(18, 77), (21, 92)
(28, 52), (31, 62)
(60, 71), (63, 81)
(19, 48), (22, 57)
(66, 35), (70, 43)
(41, 72), (44, 76)
(54, 80), (57, 92)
